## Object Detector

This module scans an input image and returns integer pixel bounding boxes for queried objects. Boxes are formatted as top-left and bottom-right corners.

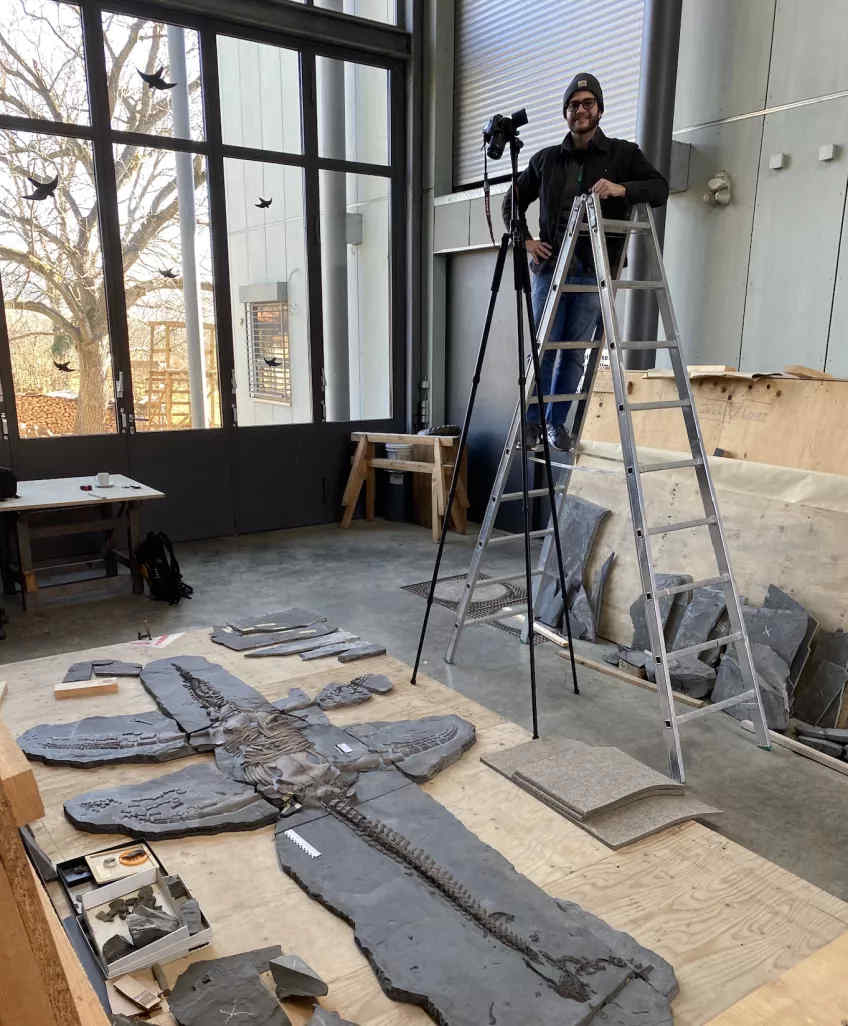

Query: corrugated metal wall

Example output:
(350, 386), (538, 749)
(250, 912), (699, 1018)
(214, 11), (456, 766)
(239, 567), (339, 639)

(452, 0), (645, 188)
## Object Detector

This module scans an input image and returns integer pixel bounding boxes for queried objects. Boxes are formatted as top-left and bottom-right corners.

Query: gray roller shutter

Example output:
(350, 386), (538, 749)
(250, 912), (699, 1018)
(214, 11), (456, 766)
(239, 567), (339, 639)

(453, 0), (644, 188)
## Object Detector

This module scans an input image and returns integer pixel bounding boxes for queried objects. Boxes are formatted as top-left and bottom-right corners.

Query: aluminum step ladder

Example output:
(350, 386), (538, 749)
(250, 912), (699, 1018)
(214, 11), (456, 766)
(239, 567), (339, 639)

(445, 192), (771, 783)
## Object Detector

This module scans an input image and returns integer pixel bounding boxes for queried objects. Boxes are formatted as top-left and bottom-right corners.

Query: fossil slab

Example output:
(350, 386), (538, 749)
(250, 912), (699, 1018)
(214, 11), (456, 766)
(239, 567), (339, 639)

(18, 712), (193, 767)
(269, 953), (328, 998)
(245, 631), (359, 658)
(65, 763), (280, 839)
(64, 660), (142, 682)
(713, 643), (792, 730)
(345, 716), (476, 782)
(227, 609), (326, 633)
(316, 681), (372, 710)
(337, 643), (387, 663)
(275, 782), (676, 1026)
(168, 947), (288, 1026)
(212, 623), (338, 652)
(273, 687), (313, 712)
(350, 673), (393, 695)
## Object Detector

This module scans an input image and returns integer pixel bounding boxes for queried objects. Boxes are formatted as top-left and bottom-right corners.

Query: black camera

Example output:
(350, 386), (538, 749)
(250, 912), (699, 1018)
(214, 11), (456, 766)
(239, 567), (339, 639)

(482, 108), (528, 160)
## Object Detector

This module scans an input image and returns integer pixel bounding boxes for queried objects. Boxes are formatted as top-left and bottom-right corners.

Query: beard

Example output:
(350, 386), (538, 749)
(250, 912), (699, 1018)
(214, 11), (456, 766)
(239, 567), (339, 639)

(569, 110), (601, 137)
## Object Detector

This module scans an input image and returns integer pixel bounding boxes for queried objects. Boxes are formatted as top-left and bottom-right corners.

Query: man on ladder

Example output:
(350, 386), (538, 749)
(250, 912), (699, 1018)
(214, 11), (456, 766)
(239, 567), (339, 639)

(503, 72), (669, 452)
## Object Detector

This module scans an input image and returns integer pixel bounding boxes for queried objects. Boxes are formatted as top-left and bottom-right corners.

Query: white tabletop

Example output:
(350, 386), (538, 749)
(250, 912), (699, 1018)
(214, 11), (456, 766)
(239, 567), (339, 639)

(0, 474), (165, 513)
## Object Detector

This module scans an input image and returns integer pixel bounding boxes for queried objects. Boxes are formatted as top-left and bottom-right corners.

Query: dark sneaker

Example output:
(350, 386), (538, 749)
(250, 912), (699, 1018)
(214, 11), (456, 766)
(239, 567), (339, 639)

(523, 422), (543, 449)
(548, 424), (573, 452)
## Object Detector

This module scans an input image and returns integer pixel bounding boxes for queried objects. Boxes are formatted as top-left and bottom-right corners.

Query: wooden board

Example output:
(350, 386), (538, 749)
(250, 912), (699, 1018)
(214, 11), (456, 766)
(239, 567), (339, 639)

(568, 446), (848, 645)
(2, 475), (163, 514)
(583, 370), (848, 474)
(0, 720), (44, 826)
(54, 679), (119, 700)
(2, 630), (847, 1026)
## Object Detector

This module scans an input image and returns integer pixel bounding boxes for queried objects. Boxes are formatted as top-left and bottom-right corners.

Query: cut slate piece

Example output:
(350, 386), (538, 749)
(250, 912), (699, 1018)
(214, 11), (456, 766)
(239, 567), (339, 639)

(211, 623), (338, 652)
(590, 551), (615, 637)
(483, 738), (682, 819)
(244, 631), (358, 658)
(513, 776), (720, 849)
(337, 643), (387, 663)
(712, 643), (791, 730)
(798, 737), (844, 758)
(275, 782), (676, 1026)
(812, 628), (848, 668)
(141, 655), (273, 733)
(300, 639), (363, 661)
(792, 721), (848, 744)
(18, 712), (193, 767)
(168, 947), (288, 1026)
(273, 687), (313, 712)
(20, 825), (57, 883)
(668, 655), (716, 699)
(269, 953), (328, 998)
(316, 681), (371, 709)
(629, 573), (692, 652)
(227, 609), (326, 633)
(103, 935), (135, 963)
(569, 584), (596, 641)
(535, 585), (564, 629)
(345, 715), (476, 782)
(792, 659), (847, 727)
(671, 585), (726, 651)
(350, 673), (393, 694)
(763, 585), (818, 686)
(741, 604), (808, 668)
(64, 763), (279, 839)
(63, 660), (142, 682)
(127, 905), (180, 947)
(306, 1011), (358, 1026)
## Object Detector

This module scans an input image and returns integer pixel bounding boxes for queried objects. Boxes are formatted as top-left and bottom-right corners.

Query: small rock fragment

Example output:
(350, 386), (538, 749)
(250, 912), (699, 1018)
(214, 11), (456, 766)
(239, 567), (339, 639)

(269, 953), (328, 998)
(103, 934), (135, 963)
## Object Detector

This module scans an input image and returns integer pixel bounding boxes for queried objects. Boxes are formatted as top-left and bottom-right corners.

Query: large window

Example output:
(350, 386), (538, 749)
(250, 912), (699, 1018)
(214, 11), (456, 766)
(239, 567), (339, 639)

(0, 0), (403, 442)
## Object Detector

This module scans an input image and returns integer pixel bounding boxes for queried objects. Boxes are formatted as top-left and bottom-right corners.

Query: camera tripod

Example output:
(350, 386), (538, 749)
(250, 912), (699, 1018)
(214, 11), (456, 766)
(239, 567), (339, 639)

(410, 127), (579, 738)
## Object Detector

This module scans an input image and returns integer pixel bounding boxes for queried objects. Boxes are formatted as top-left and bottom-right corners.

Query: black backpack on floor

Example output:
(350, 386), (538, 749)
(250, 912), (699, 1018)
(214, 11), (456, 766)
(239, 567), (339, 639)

(135, 531), (193, 605)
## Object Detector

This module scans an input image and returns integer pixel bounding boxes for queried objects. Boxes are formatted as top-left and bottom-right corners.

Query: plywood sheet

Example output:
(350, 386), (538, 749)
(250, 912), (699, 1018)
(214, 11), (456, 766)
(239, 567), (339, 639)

(2, 631), (847, 1026)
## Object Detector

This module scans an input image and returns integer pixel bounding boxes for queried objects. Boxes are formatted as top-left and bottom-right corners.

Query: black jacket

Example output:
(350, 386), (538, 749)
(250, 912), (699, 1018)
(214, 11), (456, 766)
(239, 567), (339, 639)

(502, 127), (668, 272)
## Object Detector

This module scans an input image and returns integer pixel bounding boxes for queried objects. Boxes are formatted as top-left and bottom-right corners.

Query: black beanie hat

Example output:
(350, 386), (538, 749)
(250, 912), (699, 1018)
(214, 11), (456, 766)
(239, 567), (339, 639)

(563, 73), (604, 116)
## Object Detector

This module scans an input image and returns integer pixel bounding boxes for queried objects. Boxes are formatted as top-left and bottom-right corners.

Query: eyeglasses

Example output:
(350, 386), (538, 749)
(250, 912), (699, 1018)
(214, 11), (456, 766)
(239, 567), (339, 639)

(567, 98), (597, 113)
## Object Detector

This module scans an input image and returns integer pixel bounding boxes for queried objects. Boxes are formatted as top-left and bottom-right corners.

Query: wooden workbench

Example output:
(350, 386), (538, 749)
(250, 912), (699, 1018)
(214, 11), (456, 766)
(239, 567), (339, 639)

(2, 629), (846, 1025)
(0, 475), (164, 604)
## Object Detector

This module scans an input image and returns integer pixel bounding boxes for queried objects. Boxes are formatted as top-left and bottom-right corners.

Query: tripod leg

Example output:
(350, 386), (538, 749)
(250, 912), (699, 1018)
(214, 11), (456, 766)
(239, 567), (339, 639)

(411, 233), (511, 685)
(520, 259), (580, 696)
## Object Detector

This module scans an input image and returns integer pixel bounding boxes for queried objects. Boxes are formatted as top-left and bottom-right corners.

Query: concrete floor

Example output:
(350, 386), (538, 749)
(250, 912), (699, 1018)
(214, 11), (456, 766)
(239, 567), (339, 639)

(3, 519), (847, 903)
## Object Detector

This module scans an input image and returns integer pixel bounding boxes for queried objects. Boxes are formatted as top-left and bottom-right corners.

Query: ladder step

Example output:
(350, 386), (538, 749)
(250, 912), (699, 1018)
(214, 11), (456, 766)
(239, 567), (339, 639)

(560, 284), (599, 293)
(628, 399), (691, 411)
(676, 689), (755, 724)
(527, 393), (588, 404)
(654, 574), (730, 598)
(541, 340), (603, 351)
(667, 631), (743, 662)
(638, 458), (702, 473)
(614, 280), (665, 291)
(648, 513), (717, 537)
(501, 486), (568, 501)
(486, 528), (552, 545)
(471, 570), (542, 587)
(597, 218), (652, 232)
(617, 340), (676, 350)
(463, 603), (528, 626)
(528, 456), (620, 477)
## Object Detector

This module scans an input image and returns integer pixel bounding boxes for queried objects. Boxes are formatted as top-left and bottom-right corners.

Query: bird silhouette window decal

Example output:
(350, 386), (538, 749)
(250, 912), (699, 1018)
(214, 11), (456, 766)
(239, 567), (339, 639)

(23, 174), (59, 201)
(53, 360), (75, 373)
(137, 67), (177, 90)
(255, 197), (273, 209)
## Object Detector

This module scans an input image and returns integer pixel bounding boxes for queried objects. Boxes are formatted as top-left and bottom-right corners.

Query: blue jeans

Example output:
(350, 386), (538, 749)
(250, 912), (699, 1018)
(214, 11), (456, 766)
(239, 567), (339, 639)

(528, 264), (603, 428)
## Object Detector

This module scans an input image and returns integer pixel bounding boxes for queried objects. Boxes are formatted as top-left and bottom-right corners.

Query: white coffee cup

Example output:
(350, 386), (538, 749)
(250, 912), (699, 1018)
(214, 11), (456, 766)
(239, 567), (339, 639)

(96, 472), (111, 487)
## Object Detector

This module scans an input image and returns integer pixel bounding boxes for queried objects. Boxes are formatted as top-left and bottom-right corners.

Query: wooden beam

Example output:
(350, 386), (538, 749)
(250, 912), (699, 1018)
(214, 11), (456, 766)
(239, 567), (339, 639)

(0, 721), (44, 827)
(351, 431), (456, 446)
(340, 437), (369, 529)
(54, 679), (119, 701)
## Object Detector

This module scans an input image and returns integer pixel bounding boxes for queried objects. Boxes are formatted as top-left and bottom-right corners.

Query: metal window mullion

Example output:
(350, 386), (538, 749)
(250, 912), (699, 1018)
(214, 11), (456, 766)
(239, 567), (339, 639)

(81, 0), (134, 436)
(301, 49), (326, 423)
(391, 59), (407, 427)
(199, 26), (236, 434)
(0, 113), (94, 140)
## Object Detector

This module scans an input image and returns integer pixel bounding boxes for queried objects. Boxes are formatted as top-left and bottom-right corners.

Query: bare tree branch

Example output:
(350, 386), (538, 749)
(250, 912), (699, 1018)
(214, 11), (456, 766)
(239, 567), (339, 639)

(5, 299), (82, 344)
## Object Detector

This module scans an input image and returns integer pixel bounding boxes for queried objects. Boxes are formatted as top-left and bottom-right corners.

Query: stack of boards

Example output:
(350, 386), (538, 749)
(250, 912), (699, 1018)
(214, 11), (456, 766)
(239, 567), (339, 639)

(482, 738), (720, 848)
(211, 608), (386, 663)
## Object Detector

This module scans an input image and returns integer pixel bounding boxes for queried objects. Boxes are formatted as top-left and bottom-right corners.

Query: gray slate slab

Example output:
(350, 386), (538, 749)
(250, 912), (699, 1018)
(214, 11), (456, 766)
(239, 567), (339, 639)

(671, 586), (726, 651)
(797, 737), (844, 758)
(269, 953), (328, 998)
(306, 1011), (358, 1026)
(350, 673), (393, 694)
(65, 763), (280, 839)
(141, 656), (273, 733)
(741, 604), (808, 668)
(64, 660), (142, 682)
(227, 609), (326, 633)
(668, 655), (716, 699)
(792, 721), (848, 743)
(18, 712), (193, 767)
(712, 643), (791, 730)
(316, 681), (372, 709)
(337, 643), (387, 663)
(273, 687), (313, 712)
(300, 640), (362, 661)
(168, 947), (288, 1026)
(763, 585), (819, 685)
(590, 551), (615, 637)
(245, 631), (358, 658)
(792, 659), (847, 727)
(569, 585), (596, 641)
(345, 715), (476, 782)
(212, 623), (338, 652)
(275, 782), (676, 1026)
(812, 628), (848, 668)
(630, 574), (692, 652)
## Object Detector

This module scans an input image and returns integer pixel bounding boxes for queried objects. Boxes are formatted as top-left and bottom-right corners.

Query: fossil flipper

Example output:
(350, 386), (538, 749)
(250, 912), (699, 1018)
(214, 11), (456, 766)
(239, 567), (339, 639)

(344, 714), (476, 781)
(65, 763), (279, 839)
(17, 712), (193, 767)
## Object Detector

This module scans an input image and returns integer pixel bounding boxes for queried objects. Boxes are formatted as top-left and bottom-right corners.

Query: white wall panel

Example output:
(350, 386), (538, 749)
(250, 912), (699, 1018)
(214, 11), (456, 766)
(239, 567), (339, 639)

(768, 0), (848, 107)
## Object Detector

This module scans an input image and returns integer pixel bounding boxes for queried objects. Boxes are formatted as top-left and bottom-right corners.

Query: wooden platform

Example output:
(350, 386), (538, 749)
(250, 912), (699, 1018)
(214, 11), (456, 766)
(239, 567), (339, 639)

(2, 630), (847, 1025)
